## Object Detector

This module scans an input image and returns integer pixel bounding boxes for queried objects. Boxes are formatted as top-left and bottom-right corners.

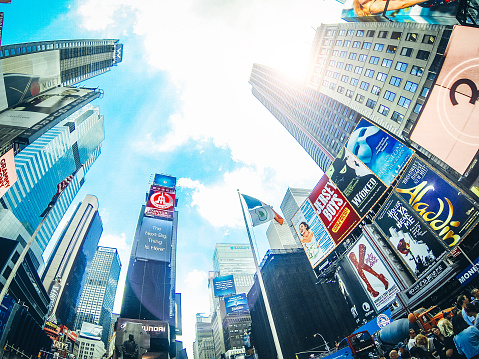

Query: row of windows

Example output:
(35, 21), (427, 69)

(328, 44), (431, 61)
(324, 28), (436, 44)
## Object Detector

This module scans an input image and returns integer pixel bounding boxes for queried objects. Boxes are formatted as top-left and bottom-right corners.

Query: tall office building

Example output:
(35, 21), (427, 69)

(74, 246), (121, 346)
(120, 174), (179, 357)
(42, 194), (103, 327)
(194, 314), (215, 359)
(250, 23), (453, 172)
(278, 187), (312, 246)
(265, 219), (298, 250)
(0, 92), (105, 266)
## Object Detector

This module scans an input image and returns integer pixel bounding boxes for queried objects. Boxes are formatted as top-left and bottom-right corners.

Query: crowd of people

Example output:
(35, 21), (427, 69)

(388, 289), (479, 359)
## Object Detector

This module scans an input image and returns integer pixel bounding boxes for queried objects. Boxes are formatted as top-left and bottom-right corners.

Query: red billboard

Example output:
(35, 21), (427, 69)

(309, 175), (361, 245)
(145, 185), (175, 219)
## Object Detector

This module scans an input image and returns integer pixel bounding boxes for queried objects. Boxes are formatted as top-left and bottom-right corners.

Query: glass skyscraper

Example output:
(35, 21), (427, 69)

(74, 246), (121, 346)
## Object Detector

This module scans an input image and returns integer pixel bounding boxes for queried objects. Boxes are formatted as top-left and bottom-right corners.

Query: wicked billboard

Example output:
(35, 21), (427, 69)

(395, 156), (479, 249)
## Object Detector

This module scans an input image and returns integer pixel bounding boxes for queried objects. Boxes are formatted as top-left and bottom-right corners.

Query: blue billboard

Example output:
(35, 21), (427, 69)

(225, 293), (249, 314)
(135, 216), (173, 262)
(153, 174), (176, 188)
(213, 275), (236, 297)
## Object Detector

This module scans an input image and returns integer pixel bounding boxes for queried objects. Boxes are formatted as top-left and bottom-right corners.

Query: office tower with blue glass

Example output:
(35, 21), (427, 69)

(74, 246), (121, 346)
(41, 194), (103, 327)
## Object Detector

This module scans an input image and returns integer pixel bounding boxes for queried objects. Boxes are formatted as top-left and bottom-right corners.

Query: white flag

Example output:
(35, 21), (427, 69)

(248, 205), (275, 227)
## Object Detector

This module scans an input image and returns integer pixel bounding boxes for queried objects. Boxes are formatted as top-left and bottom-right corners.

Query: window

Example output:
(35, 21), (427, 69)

(337, 86), (345, 94)
(371, 85), (381, 95)
(406, 33), (418, 42)
(378, 104), (390, 116)
(337, 62), (344, 69)
(391, 32), (402, 40)
(400, 47), (413, 57)
(329, 60), (336, 66)
(333, 50), (339, 56)
(360, 81), (369, 90)
(336, 40), (343, 46)
(344, 40), (351, 47)
(376, 72), (387, 82)
(413, 103), (422, 114)
(411, 65), (424, 76)
(382, 58), (393, 68)
(391, 111), (404, 123)
(374, 43), (384, 52)
(350, 77), (359, 86)
(398, 96), (411, 108)
(326, 70), (332, 77)
(395, 61), (407, 72)
(416, 50), (430, 61)
(386, 45), (397, 54)
(357, 30), (365, 37)
(353, 41), (361, 48)
(333, 72), (340, 79)
(347, 30), (354, 36)
(345, 89), (354, 98)
(359, 54), (367, 62)
(366, 98), (377, 109)
(345, 64), (353, 71)
(339, 30), (346, 36)
(362, 42), (372, 50)
(364, 69), (375, 78)
(389, 76), (401, 87)
(355, 93), (365, 103)
(369, 56), (379, 65)
(354, 66), (363, 74)
(349, 52), (357, 60)
(420, 86), (430, 97)
(384, 90), (396, 101)
(340, 51), (348, 58)
(329, 82), (337, 90)
(378, 31), (388, 38)
(341, 75), (349, 82)
(404, 81), (418, 92)
(366, 30), (375, 37)
(422, 35), (435, 44)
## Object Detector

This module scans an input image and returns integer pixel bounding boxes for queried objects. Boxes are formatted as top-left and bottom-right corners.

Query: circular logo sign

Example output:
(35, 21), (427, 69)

(377, 313), (391, 328)
(362, 302), (371, 312)
(150, 191), (174, 209)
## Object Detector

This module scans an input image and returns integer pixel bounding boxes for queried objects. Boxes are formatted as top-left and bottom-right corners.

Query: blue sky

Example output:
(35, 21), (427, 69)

(2, 0), (342, 355)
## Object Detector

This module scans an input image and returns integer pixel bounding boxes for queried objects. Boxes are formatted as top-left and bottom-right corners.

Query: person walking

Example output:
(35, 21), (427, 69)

(122, 334), (139, 359)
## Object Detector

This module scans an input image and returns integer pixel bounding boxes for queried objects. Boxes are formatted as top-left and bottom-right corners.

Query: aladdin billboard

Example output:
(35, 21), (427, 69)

(213, 275), (236, 297)
(224, 293), (249, 315)
(410, 26), (479, 176)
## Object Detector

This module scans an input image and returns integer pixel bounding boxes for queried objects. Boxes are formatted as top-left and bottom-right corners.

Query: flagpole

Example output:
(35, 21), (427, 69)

(237, 189), (284, 359)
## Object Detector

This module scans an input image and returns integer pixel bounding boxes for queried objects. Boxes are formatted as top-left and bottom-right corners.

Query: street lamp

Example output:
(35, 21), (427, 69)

(313, 333), (330, 352)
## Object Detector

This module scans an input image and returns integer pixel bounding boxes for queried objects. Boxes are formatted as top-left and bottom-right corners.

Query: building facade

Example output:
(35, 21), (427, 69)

(74, 246), (121, 346)
(279, 187), (311, 245)
(42, 194), (103, 327)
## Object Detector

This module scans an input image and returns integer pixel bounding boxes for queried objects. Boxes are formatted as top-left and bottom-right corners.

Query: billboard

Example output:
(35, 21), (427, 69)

(145, 185), (175, 219)
(224, 293), (249, 314)
(346, 234), (400, 312)
(117, 318), (169, 340)
(341, 0), (459, 23)
(153, 174), (176, 188)
(0, 149), (17, 198)
(80, 322), (103, 340)
(213, 275), (236, 297)
(346, 118), (414, 187)
(309, 175), (361, 245)
(1, 50), (61, 108)
(326, 147), (387, 217)
(395, 156), (479, 249)
(135, 216), (172, 262)
(373, 193), (447, 278)
(410, 26), (479, 175)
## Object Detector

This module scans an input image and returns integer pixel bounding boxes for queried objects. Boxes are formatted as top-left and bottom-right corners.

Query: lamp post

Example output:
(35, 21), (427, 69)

(314, 333), (330, 352)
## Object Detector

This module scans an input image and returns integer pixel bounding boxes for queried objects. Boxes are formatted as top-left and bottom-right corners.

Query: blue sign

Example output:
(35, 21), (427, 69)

(456, 256), (479, 286)
(225, 293), (249, 314)
(153, 174), (176, 188)
(353, 309), (393, 335)
(135, 216), (173, 262)
(213, 275), (236, 297)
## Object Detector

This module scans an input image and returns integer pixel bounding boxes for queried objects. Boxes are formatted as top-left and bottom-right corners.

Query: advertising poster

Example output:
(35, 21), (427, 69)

(373, 193), (446, 278)
(213, 275), (236, 297)
(326, 147), (387, 217)
(346, 118), (414, 186)
(309, 175), (361, 245)
(341, 0), (459, 23)
(292, 199), (336, 268)
(1, 51), (61, 108)
(153, 174), (176, 188)
(410, 26), (479, 175)
(145, 185), (175, 220)
(135, 216), (172, 262)
(396, 156), (479, 249)
(0, 149), (17, 198)
(80, 322), (103, 340)
(347, 235), (400, 312)
(337, 256), (378, 326)
(224, 293), (249, 315)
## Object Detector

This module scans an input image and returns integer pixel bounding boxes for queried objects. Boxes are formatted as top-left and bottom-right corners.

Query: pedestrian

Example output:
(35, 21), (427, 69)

(122, 334), (139, 359)
(465, 303), (479, 329)
(456, 295), (475, 326)
(390, 350), (399, 359)
(471, 289), (479, 311)
(407, 328), (418, 350)
(452, 314), (479, 359)
(398, 342), (411, 359)
(437, 318), (465, 359)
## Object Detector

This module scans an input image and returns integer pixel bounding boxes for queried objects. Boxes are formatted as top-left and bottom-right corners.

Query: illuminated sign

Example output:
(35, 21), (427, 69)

(213, 275), (236, 297)
(135, 216), (173, 262)
(0, 149), (17, 198)
(145, 185), (175, 219)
